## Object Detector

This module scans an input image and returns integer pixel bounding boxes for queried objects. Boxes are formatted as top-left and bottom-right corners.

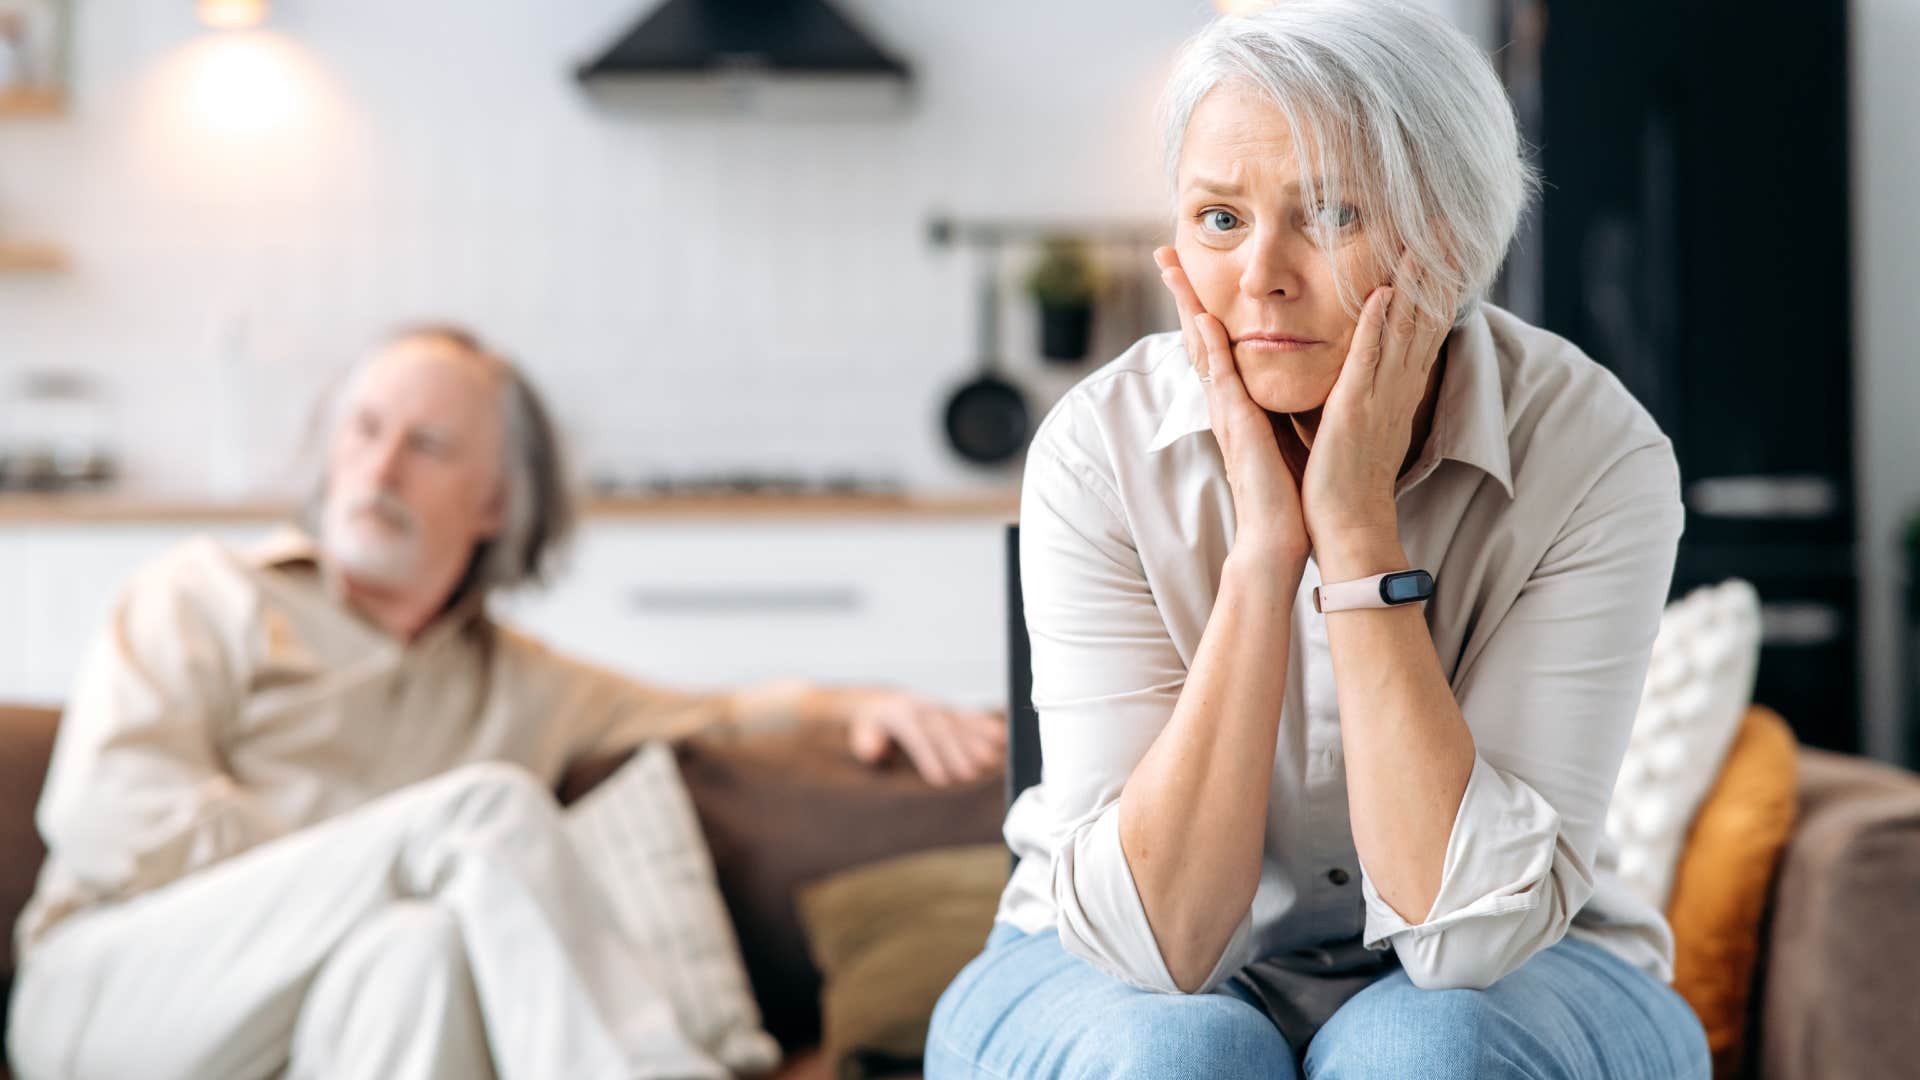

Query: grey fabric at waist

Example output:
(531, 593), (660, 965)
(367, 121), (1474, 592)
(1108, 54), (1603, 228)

(1232, 937), (1402, 1056)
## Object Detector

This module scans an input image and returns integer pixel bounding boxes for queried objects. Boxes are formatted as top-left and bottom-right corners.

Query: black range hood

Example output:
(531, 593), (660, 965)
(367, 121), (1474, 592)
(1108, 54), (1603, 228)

(578, 0), (912, 115)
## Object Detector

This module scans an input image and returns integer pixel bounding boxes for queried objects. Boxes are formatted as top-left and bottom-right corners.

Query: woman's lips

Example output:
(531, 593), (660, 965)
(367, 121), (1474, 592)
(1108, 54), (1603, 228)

(1234, 334), (1323, 352)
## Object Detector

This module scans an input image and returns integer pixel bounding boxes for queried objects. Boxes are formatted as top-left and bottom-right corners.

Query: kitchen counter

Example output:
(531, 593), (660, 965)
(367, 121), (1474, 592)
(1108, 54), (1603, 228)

(0, 490), (1022, 523)
(0, 491), (1018, 705)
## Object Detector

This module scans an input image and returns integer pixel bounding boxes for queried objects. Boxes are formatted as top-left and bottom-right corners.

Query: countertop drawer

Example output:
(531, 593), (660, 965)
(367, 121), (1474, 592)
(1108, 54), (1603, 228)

(0, 516), (1013, 710)
(494, 519), (1010, 708)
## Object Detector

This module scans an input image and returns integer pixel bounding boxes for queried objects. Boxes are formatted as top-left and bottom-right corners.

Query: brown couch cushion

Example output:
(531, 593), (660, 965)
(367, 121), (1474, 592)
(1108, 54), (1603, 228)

(566, 721), (1005, 1051)
(1753, 745), (1920, 1080)
(0, 702), (59, 1077)
(1665, 704), (1798, 1079)
(0, 705), (58, 978)
(797, 844), (1004, 1080)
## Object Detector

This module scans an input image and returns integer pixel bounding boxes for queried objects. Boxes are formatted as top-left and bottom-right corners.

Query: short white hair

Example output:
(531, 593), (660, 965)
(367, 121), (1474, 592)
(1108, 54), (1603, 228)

(1160, 0), (1536, 325)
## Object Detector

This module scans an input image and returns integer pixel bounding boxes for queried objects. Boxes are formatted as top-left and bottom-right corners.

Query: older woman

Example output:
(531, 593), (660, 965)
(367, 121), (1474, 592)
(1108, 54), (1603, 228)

(928, 1), (1711, 1076)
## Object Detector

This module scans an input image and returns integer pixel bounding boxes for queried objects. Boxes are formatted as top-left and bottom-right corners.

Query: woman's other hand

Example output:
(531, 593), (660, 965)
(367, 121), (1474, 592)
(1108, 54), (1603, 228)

(1301, 251), (1455, 557)
(1155, 246), (1309, 565)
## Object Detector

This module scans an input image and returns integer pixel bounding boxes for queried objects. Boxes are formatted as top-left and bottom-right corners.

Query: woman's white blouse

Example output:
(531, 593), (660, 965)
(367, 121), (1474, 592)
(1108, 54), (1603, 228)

(997, 303), (1686, 997)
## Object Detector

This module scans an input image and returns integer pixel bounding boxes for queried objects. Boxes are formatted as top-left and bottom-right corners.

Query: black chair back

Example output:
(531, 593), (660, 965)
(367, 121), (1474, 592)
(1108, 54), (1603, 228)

(1005, 524), (1043, 810)
(1005, 524), (1044, 875)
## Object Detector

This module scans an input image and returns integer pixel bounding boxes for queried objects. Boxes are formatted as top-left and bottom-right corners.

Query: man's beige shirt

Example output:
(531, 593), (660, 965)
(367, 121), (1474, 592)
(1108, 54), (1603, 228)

(997, 303), (1686, 997)
(17, 529), (733, 959)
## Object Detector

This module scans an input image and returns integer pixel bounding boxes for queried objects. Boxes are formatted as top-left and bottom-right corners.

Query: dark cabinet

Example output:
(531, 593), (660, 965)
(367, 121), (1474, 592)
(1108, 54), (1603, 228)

(1497, 0), (1858, 751)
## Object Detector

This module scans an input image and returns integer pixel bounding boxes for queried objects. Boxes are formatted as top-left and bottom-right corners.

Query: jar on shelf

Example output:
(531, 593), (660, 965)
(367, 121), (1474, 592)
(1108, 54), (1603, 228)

(1, 370), (117, 492)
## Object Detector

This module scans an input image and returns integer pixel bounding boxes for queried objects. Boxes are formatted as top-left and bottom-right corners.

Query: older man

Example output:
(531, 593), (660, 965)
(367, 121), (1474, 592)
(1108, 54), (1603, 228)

(6, 326), (1005, 1079)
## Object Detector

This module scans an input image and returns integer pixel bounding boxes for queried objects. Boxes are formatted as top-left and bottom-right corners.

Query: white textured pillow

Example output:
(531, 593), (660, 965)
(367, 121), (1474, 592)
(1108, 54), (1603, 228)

(565, 742), (782, 1077)
(1605, 579), (1763, 912)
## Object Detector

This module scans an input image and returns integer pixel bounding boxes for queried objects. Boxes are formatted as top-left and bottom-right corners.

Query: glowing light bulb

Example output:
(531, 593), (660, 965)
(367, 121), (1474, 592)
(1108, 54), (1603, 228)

(185, 35), (296, 133)
(196, 0), (269, 30)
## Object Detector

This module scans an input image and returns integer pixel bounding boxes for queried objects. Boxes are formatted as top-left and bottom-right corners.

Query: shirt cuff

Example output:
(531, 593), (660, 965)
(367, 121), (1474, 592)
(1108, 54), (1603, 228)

(1360, 753), (1559, 951)
(1051, 801), (1255, 995)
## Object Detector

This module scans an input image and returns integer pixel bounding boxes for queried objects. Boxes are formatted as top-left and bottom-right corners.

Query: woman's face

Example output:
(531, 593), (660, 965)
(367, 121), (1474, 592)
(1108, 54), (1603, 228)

(1172, 86), (1390, 416)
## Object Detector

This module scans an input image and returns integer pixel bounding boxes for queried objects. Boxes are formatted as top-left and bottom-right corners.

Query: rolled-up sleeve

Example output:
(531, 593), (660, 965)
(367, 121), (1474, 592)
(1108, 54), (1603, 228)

(1019, 429), (1254, 995)
(1359, 441), (1685, 990)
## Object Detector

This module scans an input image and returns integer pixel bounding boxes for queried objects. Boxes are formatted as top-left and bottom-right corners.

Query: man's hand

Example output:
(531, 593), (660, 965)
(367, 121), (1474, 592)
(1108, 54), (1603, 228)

(841, 689), (1007, 787)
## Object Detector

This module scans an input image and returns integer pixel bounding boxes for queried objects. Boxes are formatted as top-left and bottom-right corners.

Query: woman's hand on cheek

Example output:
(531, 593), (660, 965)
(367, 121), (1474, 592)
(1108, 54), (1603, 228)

(1154, 247), (1308, 564)
(1301, 252), (1454, 557)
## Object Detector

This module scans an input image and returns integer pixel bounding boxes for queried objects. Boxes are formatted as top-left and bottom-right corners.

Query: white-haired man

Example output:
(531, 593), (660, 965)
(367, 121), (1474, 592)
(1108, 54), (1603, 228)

(7, 326), (1006, 1079)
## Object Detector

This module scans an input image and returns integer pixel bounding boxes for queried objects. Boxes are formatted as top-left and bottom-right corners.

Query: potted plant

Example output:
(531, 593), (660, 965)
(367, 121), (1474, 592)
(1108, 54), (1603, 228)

(1024, 237), (1103, 363)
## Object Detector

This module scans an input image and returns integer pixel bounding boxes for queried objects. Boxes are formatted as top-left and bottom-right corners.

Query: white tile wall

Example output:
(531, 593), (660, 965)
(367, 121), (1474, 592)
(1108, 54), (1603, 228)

(0, 0), (1221, 496)
(27, 2), (1913, 762)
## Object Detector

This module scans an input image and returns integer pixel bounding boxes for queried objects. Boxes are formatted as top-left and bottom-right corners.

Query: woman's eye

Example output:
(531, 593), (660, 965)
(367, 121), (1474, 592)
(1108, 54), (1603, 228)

(1199, 208), (1242, 233)
(1313, 203), (1359, 230)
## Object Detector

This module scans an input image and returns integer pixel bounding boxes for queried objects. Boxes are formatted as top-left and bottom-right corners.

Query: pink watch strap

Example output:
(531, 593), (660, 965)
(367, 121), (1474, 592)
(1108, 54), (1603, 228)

(1312, 570), (1433, 613)
(1312, 573), (1392, 613)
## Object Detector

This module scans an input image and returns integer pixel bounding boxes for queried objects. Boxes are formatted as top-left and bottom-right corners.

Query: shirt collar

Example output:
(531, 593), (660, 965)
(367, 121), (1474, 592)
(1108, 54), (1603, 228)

(1145, 305), (1515, 499)
(248, 524), (492, 640)
(1145, 344), (1215, 454)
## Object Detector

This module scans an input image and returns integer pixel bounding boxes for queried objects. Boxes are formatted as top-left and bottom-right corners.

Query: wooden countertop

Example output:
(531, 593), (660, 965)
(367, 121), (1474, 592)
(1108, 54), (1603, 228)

(0, 491), (1022, 524)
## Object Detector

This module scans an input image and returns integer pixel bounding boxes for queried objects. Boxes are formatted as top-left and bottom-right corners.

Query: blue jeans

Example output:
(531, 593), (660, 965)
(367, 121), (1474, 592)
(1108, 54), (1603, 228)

(926, 924), (1709, 1078)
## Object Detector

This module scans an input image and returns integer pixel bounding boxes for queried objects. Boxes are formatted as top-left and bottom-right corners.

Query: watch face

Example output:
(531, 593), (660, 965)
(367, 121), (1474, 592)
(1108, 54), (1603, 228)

(1381, 570), (1433, 604)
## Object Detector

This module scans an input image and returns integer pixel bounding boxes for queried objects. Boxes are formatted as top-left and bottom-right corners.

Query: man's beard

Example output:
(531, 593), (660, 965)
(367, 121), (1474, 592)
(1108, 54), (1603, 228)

(320, 488), (423, 588)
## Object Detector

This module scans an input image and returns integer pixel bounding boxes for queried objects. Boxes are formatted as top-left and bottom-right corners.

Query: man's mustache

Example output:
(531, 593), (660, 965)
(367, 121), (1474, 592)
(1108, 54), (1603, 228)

(344, 490), (417, 535)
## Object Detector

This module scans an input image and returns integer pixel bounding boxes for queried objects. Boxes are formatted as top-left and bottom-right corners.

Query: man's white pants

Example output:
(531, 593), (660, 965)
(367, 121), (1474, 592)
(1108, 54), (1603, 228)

(8, 762), (726, 1080)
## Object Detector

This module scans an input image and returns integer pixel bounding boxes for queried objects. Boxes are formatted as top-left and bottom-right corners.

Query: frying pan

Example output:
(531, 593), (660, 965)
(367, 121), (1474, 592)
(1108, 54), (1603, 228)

(943, 246), (1030, 466)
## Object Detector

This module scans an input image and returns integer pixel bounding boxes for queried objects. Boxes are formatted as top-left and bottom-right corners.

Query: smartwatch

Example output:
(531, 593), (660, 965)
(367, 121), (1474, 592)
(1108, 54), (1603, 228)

(1312, 569), (1434, 613)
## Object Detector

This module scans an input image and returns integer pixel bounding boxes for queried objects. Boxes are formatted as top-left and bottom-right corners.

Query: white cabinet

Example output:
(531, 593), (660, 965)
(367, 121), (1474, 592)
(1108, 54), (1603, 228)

(494, 518), (1010, 709)
(4, 522), (265, 704)
(0, 530), (31, 699)
(0, 514), (1012, 711)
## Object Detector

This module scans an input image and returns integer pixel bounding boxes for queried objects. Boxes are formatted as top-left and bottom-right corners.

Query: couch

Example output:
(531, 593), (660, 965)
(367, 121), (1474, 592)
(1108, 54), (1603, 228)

(3, 700), (1919, 1079)
(0, 703), (1004, 1080)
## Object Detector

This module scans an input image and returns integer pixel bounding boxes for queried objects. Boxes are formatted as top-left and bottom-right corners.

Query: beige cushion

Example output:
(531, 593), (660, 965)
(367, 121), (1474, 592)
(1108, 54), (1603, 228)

(797, 844), (1005, 1080)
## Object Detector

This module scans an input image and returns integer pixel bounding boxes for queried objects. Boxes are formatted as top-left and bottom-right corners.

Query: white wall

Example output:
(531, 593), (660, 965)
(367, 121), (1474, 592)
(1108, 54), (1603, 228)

(1, 0), (1911, 760)
(1852, 0), (1920, 765)
(0, 0), (1496, 499)
(0, 0), (1219, 496)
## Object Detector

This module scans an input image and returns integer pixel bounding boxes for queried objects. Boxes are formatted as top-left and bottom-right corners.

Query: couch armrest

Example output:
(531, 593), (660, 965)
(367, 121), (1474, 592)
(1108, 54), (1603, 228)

(1755, 747), (1920, 1080)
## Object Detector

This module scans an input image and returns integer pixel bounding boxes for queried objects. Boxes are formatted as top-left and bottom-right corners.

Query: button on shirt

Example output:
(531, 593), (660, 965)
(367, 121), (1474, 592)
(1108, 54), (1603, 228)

(997, 303), (1685, 1014)
(16, 529), (736, 960)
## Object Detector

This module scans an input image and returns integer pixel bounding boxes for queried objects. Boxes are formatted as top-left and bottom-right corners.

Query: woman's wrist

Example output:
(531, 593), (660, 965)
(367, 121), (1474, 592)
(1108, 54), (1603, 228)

(1225, 536), (1308, 593)
(1314, 527), (1412, 584)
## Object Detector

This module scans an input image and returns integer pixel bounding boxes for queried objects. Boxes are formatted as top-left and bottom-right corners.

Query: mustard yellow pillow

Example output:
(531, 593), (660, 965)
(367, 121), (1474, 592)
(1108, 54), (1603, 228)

(1665, 704), (1799, 1079)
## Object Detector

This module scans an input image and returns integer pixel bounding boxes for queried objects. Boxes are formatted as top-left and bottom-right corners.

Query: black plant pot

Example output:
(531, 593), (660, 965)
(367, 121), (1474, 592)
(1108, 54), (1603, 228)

(1907, 545), (1920, 622)
(1907, 546), (1920, 762)
(1038, 303), (1094, 363)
